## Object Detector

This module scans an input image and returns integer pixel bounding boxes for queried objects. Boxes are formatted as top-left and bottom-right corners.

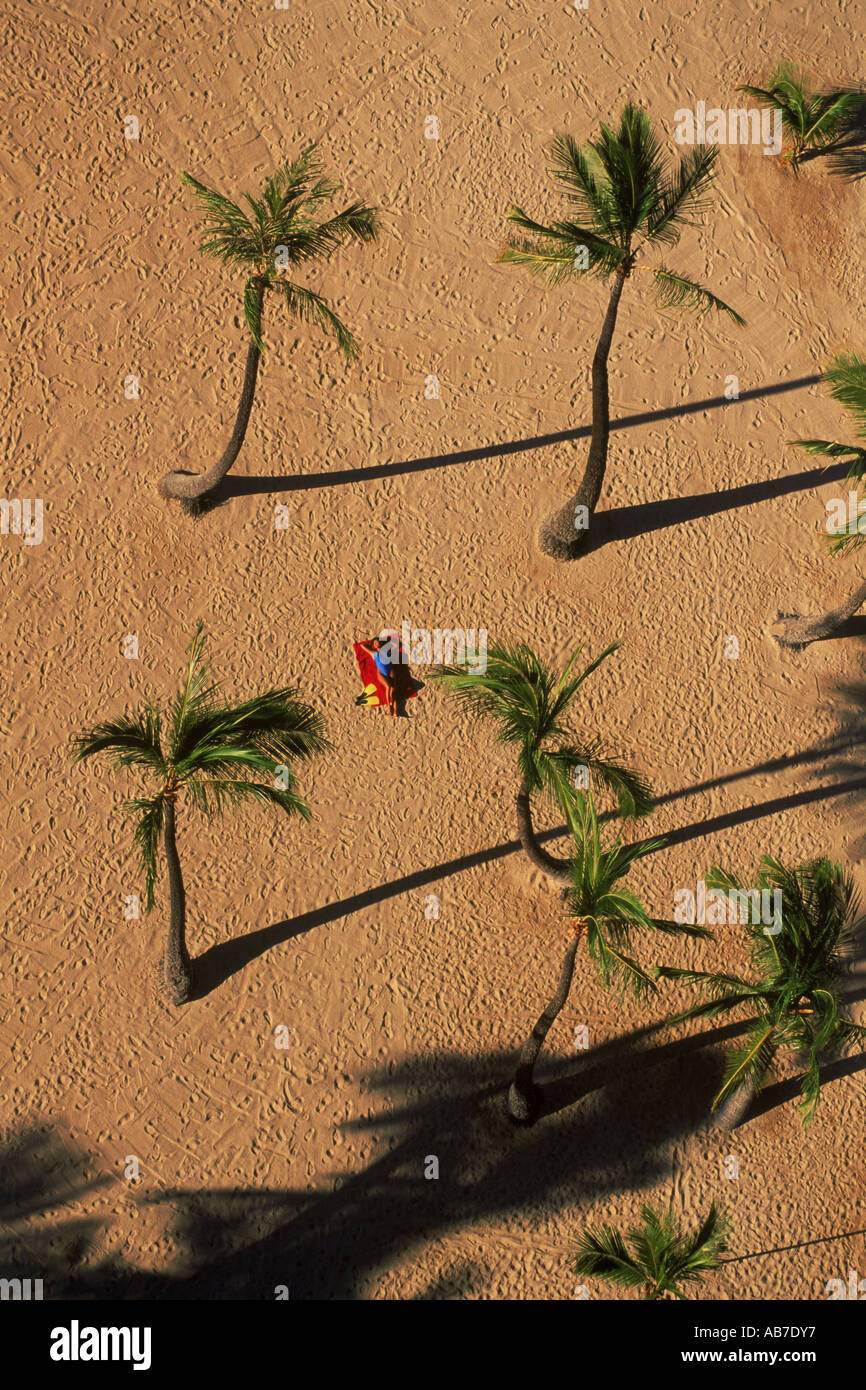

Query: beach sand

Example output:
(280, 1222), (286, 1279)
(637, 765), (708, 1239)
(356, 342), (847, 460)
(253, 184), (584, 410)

(1, 0), (865, 1298)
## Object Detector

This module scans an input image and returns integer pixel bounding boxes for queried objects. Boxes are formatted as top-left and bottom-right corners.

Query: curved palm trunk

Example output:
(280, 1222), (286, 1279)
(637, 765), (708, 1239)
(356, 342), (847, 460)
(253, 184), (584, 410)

(162, 799), (193, 1005)
(159, 283), (265, 511)
(775, 578), (866, 649)
(507, 931), (581, 1125)
(516, 778), (572, 883)
(539, 267), (628, 560)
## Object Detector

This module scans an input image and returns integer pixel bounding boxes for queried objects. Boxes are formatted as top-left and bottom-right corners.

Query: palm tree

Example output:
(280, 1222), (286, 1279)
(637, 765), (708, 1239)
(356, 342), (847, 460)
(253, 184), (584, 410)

(429, 639), (652, 885)
(776, 353), (866, 648)
(574, 1201), (729, 1300)
(71, 623), (329, 1004)
(507, 790), (708, 1123)
(159, 145), (380, 512)
(499, 105), (744, 560)
(738, 65), (865, 174)
(658, 857), (866, 1129)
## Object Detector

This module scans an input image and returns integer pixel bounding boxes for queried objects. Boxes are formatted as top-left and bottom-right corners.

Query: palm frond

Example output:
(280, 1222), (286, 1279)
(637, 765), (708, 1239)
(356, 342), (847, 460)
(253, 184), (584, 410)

(187, 777), (313, 822)
(538, 745), (652, 821)
(711, 1019), (777, 1112)
(260, 145), (324, 218)
(174, 689), (329, 776)
(652, 266), (745, 324)
(549, 133), (618, 234)
(309, 202), (381, 248)
(677, 1202), (730, 1275)
(737, 67), (863, 160)
(573, 1223), (646, 1288)
(822, 351), (866, 436)
(244, 277), (265, 351)
(591, 105), (666, 237)
(507, 104), (732, 295)
(827, 513), (866, 556)
(184, 152), (379, 337)
(643, 146), (719, 247)
(430, 639), (646, 812)
(560, 790), (676, 999)
(575, 1203), (728, 1299)
(501, 208), (625, 283)
(586, 922), (660, 999)
(792, 353), (866, 497)
(181, 172), (260, 266)
(71, 708), (164, 774)
(125, 794), (165, 913)
(73, 625), (328, 919)
(169, 622), (220, 756)
(279, 280), (358, 360)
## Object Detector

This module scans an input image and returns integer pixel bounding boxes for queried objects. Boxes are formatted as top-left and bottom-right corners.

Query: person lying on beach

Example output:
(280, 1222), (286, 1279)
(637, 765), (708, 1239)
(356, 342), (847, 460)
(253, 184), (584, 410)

(361, 631), (399, 716)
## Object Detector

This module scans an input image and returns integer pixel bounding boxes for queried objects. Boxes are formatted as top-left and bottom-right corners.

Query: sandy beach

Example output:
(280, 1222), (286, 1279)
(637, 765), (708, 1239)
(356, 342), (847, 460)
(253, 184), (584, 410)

(2, 0), (866, 1300)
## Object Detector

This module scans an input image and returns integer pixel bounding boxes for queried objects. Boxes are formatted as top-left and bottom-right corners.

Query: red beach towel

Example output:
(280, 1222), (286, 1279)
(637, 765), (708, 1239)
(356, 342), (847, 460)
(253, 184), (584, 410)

(353, 637), (421, 708)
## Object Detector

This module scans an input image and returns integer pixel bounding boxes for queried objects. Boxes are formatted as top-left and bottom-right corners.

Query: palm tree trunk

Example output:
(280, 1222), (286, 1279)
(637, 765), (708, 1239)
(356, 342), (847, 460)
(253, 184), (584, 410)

(162, 799), (193, 1005)
(507, 932), (581, 1124)
(712, 1086), (754, 1131)
(159, 283), (265, 511)
(516, 778), (572, 883)
(539, 267), (628, 560)
(712, 1046), (776, 1131)
(775, 578), (866, 649)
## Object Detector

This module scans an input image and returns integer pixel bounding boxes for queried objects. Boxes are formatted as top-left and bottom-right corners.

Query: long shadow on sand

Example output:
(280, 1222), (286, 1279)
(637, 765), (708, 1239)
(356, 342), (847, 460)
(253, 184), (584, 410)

(586, 457), (851, 551)
(191, 771), (866, 998)
(210, 371), (822, 500)
(7, 1015), (863, 1299)
(816, 673), (866, 854)
(751, 1051), (866, 1121)
(180, 1042), (726, 1298)
(0, 1027), (721, 1298)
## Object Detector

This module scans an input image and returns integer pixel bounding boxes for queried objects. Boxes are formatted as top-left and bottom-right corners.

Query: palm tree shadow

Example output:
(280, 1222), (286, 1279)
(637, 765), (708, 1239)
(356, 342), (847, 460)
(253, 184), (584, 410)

(817, 672), (866, 853)
(166, 1040), (730, 1298)
(208, 372), (821, 502)
(0, 1126), (109, 1228)
(637, 777), (866, 856)
(807, 616), (866, 644)
(586, 458), (850, 552)
(0, 1125), (156, 1297)
(750, 1051), (866, 1122)
(191, 917), (317, 999)
(142, 1032), (865, 1296)
(409, 1260), (485, 1299)
(541, 1016), (749, 1120)
(190, 768), (866, 999)
(7, 1027), (862, 1300)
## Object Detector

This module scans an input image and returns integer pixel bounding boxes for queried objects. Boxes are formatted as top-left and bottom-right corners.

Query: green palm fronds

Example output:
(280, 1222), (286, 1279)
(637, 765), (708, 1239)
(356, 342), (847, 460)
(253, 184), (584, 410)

(126, 794), (165, 913)
(791, 352), (866, 554)
(564, 791), (709, 1000)
(651, 266), (746, 324)
(820, 352), (866, 434)
(574, 1202), (730, 1300)
(428, 639), (652, 820)
(72, 623), (330, 911)
(738, 65), (865, 171)
(499, 103), (743, 324)
(181, 145), (379, 354)
(659, 857), (866, 1125)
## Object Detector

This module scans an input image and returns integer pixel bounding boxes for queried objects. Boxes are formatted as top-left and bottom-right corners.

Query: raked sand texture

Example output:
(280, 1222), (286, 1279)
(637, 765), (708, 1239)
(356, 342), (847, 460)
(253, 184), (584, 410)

(2, 0), (866, 1298)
